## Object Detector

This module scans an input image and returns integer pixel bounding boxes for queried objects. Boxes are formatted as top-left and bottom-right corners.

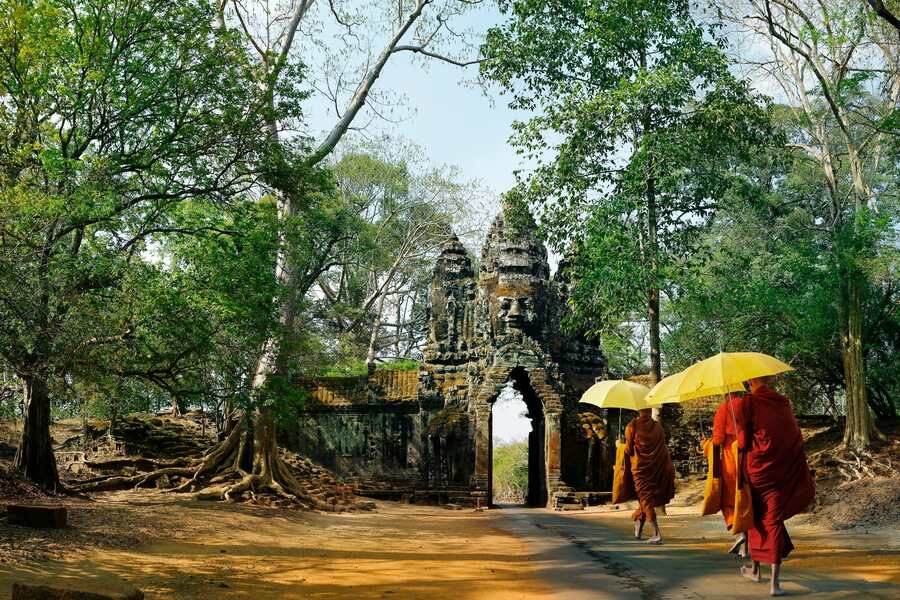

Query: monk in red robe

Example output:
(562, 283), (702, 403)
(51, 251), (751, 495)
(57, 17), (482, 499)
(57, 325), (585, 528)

(712, 392), (747, 557)
(625, 408), (676, 544)
(738, 376), (815, 596)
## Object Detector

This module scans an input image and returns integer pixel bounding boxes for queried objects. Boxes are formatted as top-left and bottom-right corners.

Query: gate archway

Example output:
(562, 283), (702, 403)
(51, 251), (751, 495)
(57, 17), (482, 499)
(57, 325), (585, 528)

(471, 363), (564, 506)
(487, 367), (547, 506)
(416, 205), (608, 508)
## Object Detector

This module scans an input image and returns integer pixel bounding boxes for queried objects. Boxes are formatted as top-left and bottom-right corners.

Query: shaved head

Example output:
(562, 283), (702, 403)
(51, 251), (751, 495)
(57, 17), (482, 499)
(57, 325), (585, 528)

(747, 375), (775, 391)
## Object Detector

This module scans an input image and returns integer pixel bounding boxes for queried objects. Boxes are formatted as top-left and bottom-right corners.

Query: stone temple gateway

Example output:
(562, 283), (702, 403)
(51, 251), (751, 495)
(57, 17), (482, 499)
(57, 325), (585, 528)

(283, 208), (613, 508)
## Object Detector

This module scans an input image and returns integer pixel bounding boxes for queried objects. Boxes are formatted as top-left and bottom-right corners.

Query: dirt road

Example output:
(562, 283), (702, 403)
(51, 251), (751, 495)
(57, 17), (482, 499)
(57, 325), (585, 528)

(492, 504), (900, 599)
(2, 497), (898, 599)
(1, 497), (551, 600)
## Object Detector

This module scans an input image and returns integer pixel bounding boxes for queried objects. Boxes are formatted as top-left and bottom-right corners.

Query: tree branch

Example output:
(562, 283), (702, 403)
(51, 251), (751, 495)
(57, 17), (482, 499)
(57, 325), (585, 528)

(307, 0), (430, 165)
(865, 0), (900, 32)
(392, 45), (487, 66)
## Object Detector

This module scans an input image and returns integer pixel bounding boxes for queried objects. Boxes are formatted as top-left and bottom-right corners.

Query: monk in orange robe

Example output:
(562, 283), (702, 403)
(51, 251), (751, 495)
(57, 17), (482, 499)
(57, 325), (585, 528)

(738, 376), (815, 596)
(712, 392), (747, 557)
(625, 408), (676, 544)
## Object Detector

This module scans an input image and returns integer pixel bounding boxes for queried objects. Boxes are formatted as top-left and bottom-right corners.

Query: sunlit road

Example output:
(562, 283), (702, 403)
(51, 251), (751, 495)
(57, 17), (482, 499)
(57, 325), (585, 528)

(489, 506), (899, 599)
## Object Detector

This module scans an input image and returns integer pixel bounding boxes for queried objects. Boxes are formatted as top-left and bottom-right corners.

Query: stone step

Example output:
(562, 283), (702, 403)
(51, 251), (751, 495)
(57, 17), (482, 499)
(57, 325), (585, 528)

(555, 502), (586, 511)
(6, 505), (67, 529)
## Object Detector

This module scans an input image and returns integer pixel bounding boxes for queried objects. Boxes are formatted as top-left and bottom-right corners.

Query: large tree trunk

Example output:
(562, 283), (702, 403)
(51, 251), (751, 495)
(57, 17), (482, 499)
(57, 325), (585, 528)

(840, 274), (884, 450)
(648, 286), (662, 423)
(365, 294), (387, 373)
(171, 392), (185, 417)
(645, 143), (662, 421)
(13, 374), (59, 491)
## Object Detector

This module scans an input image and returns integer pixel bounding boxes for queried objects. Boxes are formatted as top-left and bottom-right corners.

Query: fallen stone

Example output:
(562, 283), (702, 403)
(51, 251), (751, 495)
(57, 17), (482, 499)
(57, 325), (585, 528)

(11, 583), (144, 600)
(6, 505), (67, 529)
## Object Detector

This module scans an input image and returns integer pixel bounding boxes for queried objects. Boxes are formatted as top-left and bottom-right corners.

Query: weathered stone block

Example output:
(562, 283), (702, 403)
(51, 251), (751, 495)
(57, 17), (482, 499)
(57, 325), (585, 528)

(11, 583), (144, 600)
(6, 505), (67, 529)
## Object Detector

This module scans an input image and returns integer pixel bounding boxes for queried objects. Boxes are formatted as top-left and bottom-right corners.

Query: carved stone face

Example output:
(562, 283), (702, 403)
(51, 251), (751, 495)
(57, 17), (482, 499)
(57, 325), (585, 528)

(496, 295), (528, 332)
(476, 210), (552, 344)
(490, 277), (545, 339)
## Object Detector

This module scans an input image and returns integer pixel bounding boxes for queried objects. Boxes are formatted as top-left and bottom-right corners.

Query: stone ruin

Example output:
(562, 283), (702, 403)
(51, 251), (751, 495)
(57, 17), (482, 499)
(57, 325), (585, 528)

(283, 207), (613, 508)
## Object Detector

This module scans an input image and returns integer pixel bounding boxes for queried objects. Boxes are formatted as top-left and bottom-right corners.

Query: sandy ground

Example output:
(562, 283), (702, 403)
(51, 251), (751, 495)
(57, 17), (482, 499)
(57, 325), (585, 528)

(0, 494), (551, 600)
(2, 491), (899, 599)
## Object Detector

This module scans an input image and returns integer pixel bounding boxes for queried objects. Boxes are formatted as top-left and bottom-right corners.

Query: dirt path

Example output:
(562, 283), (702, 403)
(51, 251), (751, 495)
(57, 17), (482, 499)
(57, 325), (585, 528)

(490, 502), (900, 599)
(3, 494), (899, 599)
(1, 496), (550, 599)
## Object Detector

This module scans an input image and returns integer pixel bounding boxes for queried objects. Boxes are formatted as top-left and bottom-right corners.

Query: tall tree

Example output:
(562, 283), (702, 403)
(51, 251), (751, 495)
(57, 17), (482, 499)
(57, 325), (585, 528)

(734, 0), (899, 449)
(481, 0), (769, 393)
(184, 0), (486, 501)
(0, 0), (268, 489)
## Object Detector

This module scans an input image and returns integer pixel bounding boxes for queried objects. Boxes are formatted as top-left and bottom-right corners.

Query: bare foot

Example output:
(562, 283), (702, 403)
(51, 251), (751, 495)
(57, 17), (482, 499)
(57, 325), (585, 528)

(740, 565), (761, 582)
(646, 536), (662, 545)
(770, 586), (785, 596)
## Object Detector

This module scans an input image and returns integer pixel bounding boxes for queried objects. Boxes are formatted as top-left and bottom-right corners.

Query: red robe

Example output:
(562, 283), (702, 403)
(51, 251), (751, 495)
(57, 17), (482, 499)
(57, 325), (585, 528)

(738, 386), (815, 564)
(625, 415), (676, 522)
(712, 396), (740, 529)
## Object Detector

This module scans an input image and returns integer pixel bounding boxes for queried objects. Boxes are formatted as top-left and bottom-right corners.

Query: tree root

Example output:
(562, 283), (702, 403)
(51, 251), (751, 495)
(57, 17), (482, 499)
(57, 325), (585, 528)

(76, 465), (199, 492)
(831, 448), (896, 485)
(73, 422), (356, 512)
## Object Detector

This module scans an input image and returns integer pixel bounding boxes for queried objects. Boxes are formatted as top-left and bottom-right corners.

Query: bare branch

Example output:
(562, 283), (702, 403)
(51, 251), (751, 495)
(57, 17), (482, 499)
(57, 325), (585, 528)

(392, 45), (487, 66)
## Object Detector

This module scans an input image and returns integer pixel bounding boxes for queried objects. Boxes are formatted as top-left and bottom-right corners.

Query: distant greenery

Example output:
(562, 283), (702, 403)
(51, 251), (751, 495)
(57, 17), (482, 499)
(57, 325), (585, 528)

(492, 440), (528, 503)
(318, 358), (421, 378)
(378, 359), (421, 371)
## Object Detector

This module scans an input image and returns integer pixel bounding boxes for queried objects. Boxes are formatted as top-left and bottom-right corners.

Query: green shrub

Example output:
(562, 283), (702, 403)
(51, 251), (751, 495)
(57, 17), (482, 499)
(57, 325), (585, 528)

(493, 440), (528, 503)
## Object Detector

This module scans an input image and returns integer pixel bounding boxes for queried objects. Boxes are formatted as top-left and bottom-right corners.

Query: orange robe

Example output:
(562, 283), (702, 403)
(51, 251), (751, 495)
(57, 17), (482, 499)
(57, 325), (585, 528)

(738, 387), (815, 564)
(712, 397), (740, 529)
(625, 415), (676, 523)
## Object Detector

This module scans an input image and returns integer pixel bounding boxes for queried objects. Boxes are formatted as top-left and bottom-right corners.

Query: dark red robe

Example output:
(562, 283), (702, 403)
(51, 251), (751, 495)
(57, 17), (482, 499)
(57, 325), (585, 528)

(738, 386), (815, 564)
(625, 415), (676, 522)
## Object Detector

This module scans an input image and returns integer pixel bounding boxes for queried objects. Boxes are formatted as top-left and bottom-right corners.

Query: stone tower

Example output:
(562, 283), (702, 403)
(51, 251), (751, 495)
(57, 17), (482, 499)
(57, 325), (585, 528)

(419, 206), (607, 506)
(286, 205), (611, 508)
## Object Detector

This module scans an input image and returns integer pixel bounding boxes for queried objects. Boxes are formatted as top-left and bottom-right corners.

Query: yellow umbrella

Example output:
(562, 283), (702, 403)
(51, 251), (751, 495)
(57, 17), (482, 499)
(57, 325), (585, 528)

(648, 352), (793, 404)
(647, 369), (744, 404)
(579, 379), (657, 411)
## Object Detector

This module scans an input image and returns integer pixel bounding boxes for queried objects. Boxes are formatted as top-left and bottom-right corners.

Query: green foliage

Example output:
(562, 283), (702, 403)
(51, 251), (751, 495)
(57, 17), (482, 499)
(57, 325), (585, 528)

(665, 112), (899, 417)
(378, 358), (421, 371)
(317, 138), (474, 364)
(0, 0), (279, 420)
(316, 358), (421, 377)
(492, 440), (528, 502)
(481, 0), (771, 355)
(318, 359), (369, 378)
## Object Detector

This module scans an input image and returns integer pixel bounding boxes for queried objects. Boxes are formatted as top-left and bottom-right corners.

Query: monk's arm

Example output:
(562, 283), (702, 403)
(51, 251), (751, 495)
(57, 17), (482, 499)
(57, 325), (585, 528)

(624, 422), (635, 456)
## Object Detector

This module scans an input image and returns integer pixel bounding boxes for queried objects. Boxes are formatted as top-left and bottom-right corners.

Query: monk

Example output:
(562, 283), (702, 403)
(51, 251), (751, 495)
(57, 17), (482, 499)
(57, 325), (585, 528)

(712, 391), (747, 557)
(624, 408), (676, 544)
(738, 376), (815, 597)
